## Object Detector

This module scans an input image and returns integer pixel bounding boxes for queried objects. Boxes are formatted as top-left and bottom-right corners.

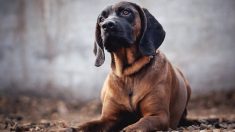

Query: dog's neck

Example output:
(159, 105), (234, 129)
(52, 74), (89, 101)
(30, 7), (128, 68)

(111, 46), (152, 77)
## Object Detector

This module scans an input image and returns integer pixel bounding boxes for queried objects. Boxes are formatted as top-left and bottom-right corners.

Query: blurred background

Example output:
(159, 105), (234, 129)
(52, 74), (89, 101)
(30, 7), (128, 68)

(0, 0), (235, 100)
(0, 0), (235, 131)
(0, 0), (235, 99)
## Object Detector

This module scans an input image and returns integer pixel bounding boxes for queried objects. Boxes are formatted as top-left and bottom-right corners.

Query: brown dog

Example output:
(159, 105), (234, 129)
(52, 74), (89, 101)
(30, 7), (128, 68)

(78, 1), (191, 131)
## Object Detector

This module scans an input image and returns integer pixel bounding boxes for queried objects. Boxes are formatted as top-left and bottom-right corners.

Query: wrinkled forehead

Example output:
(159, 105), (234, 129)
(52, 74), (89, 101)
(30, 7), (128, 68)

(101, 2), (139, 16)
(112, 2), (138, 11)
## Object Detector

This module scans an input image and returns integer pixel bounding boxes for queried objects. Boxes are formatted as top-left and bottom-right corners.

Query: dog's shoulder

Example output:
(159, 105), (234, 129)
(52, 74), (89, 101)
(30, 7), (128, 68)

(151, 50), (169, 70)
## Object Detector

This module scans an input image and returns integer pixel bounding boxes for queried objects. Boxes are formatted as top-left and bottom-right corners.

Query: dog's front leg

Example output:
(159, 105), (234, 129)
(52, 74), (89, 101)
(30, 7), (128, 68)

(123, 92), (170, 131)
(76, 118), (117, 132)
(122, 114), (169, 132)
(76, 100), (124, 132)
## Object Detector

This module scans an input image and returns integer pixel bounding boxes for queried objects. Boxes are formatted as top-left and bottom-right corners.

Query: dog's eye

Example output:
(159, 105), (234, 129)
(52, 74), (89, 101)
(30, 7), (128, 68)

(100, 17), (105, 22)
(121, 9), (130, 16)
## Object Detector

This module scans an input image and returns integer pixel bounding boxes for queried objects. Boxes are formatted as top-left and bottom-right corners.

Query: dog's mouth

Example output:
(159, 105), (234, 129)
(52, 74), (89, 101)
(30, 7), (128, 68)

(102, 30), (134, 52)
(102, 29), (125, 38)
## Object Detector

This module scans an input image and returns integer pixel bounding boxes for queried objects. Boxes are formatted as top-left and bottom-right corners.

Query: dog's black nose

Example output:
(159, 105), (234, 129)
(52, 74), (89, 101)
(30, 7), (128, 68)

(102, 21), (116, 31)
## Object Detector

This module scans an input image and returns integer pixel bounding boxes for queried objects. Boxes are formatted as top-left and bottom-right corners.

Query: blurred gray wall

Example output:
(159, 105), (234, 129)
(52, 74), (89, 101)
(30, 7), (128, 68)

(0, 0), (235, 100)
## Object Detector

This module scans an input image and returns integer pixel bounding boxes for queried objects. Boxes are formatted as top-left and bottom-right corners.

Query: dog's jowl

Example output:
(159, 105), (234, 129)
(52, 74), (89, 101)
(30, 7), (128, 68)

(78, 1), (191, 131)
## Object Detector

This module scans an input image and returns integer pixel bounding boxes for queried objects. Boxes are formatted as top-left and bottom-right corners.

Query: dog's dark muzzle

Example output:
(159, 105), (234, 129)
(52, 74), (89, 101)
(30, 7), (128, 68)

(101, 19), (135, 52)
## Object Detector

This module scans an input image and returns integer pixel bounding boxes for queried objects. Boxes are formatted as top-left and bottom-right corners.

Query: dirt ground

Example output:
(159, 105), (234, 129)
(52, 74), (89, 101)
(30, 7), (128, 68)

(0, 90), (235, 132)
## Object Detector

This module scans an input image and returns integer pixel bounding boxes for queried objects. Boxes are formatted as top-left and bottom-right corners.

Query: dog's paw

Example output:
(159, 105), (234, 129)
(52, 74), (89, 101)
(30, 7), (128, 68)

(122, 124), (147, 132)
(76, 121), (105, 132)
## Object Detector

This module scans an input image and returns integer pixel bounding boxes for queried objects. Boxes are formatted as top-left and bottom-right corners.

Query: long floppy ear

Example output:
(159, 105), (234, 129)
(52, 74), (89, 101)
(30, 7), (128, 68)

(135, 7), (166, 56)
(93, 18), (105, 67)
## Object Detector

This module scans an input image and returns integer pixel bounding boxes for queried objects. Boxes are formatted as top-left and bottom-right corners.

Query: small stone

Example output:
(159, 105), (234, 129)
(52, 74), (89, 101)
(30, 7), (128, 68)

(219, 123), (228, 129)
(199, 119), (208, 124)
(40, 119), (51, 127)
(200, 130), (209, 132)
(192, 125), (200, 130)
(200, 124), (210, 129)
(57, 121), (69, 128)
(187, 126), (195, 131)
(35, 126), (40, 131)
(212, 129), (220, 132)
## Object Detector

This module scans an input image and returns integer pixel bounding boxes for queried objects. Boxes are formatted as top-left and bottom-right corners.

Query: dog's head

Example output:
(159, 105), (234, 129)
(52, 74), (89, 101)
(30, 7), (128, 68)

(94, 1), (165, 67)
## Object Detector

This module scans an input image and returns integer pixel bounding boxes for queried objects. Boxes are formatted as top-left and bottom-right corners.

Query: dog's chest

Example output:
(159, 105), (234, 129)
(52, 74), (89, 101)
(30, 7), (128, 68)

(111, 76), (149, 111)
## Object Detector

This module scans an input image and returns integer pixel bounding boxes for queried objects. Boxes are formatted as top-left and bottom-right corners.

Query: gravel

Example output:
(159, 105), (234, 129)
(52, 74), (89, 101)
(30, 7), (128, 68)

(0, 90), (234, 131)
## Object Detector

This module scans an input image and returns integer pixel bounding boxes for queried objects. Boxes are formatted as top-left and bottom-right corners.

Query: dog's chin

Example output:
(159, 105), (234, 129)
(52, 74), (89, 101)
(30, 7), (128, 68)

(102, 34), (134, 52)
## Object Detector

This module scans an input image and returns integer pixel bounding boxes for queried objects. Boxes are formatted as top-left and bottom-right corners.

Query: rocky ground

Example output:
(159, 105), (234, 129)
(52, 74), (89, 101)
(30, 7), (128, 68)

(0, 90), (235, 132)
